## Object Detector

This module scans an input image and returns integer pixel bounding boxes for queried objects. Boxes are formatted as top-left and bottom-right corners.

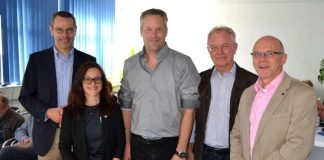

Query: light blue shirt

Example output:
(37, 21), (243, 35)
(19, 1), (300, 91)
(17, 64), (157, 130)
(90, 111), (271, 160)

(54, 47), (74, 107)
(14, 116), (34, 142)
(204, 64), (236, 148)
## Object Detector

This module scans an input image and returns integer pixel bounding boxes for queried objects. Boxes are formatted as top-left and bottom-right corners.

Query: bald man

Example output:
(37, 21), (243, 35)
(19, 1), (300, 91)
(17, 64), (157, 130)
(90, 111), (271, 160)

(230, 36), (317, 160)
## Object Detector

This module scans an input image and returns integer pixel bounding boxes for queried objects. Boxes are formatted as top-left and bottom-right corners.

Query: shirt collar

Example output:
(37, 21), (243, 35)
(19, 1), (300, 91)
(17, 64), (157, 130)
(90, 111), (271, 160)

(53, 46), (74, 59)
(254, 71), (285, 93)
(140, 43), (169, 62)
(212, 63), (236, 77)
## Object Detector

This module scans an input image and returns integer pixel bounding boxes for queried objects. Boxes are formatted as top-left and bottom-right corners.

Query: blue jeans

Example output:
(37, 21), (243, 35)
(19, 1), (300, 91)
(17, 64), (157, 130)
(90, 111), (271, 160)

(131, 134), (178, 160)
(202, 149), (230, 160)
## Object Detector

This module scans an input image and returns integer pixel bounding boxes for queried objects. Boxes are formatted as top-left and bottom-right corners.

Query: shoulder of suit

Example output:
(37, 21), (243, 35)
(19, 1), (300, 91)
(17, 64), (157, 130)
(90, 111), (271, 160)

(30, 47), (53, 58)
(74, 49), (96, 60)
(236, 65), (257, 77)
(243, 83), (255, 92)
(73, 48), (85, 55)
(200, 67), (213, 77)
(288, 76), (314, 91)
(7, 109), (24, 121)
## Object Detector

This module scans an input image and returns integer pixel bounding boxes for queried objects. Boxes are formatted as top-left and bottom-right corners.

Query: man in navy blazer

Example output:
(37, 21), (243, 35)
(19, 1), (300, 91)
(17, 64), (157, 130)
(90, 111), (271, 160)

(19, 11), (95, 159)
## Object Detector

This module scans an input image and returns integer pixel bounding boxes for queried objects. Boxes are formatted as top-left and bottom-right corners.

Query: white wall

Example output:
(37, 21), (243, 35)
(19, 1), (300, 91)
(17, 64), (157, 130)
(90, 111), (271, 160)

(115, 0), (324, 97)
(212, 0), (324, 98)
(0, 85), (23, 108)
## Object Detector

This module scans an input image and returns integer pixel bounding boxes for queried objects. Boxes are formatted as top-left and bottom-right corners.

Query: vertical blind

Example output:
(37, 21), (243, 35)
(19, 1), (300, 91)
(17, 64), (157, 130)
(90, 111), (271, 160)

(0, 0), (115, 84)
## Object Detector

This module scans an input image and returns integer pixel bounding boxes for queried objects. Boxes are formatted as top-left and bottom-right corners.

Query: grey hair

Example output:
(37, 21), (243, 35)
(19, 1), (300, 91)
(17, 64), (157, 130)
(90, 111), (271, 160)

(208, 26), (236, 43)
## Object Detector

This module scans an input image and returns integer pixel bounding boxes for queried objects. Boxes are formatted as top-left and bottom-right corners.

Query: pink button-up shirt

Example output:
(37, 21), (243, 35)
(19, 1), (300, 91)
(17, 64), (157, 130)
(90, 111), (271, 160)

(250, 71), (284, 157)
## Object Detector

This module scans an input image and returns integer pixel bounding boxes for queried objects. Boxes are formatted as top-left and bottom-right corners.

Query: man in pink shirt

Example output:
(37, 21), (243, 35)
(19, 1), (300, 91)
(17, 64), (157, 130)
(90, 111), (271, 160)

(230, 36), (317, 160)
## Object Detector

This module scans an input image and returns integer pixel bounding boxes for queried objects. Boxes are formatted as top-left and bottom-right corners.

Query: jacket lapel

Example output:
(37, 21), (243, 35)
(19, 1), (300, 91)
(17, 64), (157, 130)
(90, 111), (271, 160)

(253, 74), (290, 149)
(102, 114), (109, 150)
(240, 88), (256, 160)
(74, 111), (88, 154)
(47, 48), (58, 106)
(72, 49), (80, 82)
(199, 67), (213, 129)
(230, 64), (243, 109)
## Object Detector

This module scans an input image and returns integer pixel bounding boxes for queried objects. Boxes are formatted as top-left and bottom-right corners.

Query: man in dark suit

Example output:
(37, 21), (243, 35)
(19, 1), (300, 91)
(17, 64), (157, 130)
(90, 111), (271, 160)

(19, 11), (95, 160)
(187, 26), (257, 160)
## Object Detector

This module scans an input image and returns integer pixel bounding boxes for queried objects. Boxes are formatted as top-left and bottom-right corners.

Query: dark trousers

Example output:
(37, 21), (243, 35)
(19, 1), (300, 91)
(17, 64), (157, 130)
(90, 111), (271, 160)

(0, 146), (37, 160)
(131, 133), (178, 160)
(202, 145), (230, 160)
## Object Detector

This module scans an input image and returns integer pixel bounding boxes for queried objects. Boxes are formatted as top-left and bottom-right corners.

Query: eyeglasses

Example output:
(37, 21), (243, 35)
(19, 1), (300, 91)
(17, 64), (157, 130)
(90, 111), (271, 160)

(207, 44), (231, 53)
(54, 27), (75, 35)
(83, 77), (102, 84)
(251, 51), (284, 58)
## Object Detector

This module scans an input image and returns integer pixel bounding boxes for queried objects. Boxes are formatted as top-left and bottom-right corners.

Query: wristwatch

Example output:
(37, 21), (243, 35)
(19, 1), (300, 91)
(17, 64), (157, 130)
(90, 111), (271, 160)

(175, 151), (187, 159)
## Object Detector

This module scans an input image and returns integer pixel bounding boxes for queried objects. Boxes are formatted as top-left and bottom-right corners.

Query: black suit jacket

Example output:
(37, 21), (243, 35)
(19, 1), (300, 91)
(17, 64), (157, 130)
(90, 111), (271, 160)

(59, 103), (125, 160)
(19, 47), (96, 156)
(193, 64), (258, 160)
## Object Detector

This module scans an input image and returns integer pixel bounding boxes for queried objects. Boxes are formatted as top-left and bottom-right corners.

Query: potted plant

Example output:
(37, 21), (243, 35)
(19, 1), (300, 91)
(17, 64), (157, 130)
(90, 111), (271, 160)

(319, 59), (324, 84)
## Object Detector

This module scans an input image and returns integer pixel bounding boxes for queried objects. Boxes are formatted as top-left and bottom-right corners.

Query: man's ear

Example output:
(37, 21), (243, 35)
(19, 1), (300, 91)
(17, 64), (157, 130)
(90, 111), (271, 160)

(49, 25), (54, 36)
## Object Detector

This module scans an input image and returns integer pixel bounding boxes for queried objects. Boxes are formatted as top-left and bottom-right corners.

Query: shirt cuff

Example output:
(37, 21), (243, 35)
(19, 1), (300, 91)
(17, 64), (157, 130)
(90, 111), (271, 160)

(182, 99), (200, 109)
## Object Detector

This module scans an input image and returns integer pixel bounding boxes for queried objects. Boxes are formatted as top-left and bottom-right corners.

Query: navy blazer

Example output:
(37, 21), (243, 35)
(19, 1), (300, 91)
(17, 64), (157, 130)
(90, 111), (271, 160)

(59, 102), (125, 160)
(193, 64), (258, 160)
(19, 47), (96, 156)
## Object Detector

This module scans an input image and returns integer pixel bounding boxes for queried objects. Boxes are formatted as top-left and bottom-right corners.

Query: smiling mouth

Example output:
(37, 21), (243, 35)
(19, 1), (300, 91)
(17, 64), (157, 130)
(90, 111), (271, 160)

(149, 39), (160, 43)
(60, 39), (70, 42)
(215, 57), (227, 60)
(258, 65), (269, 70)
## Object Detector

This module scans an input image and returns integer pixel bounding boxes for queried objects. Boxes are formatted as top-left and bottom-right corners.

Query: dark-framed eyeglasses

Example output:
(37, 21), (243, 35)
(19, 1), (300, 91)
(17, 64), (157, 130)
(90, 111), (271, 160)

(251, 51), (284, 58)
(83, 77), (102, 84)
